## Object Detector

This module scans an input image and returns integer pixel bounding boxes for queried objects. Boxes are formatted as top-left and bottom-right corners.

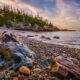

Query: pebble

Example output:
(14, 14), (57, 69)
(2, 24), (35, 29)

(0, 32), (80, 80)
(0, 73), (4, 78)
(18, 75), (24, 79)
(19, 66), (30, 75)
(13, 77), (18, 80)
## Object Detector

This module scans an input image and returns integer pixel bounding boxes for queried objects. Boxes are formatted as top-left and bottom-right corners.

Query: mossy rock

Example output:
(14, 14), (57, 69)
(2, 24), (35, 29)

(0, 47), (21, 63)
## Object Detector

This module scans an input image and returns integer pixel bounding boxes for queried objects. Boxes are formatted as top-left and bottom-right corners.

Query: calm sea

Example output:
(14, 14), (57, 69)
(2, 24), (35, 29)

(20, 31), (80, 49)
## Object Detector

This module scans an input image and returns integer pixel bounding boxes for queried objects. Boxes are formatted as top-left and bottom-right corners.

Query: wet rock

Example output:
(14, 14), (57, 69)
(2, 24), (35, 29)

(69, 58), (79, 64)
(26, 63), (32, 67)
(28, 75), (33, 79)
(18, 75), (24, 79)
(54, 36), (60, 39)
(0, 70), (3, 74)
(45, 37), (51, 40)
(5, 72), (11, 79)
(13, 77), (18, 80)
(33, 68), (41, 72)
(10, 72), (18, 77)
(27, 35), (34, 37)
(9, 70), (15, 76)
(35, 35), (38, 36)
(41, 36), (45, 39)
(41, 36), (51, 40)
(19, 66), (30, 75)
(41, 60), (47, 66)
(0, 73), (4, 78)
(0, 61), (5, 68)
(12, 64), (21, 71)
(0, 58), (2, 62)
(0, 47), (21, 63)
(0, 33), (35, 64)
(1, 33), (17, 43)
(6, 64), (15, 72)
(26, 57), (34, 63)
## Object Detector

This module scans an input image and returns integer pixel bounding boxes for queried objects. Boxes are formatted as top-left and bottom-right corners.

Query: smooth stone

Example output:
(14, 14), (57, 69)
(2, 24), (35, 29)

(19, 66), (30, 75)
(0, 73), (4, 78)
(13, 77), (18, 80)
(41, 61), (47, 66)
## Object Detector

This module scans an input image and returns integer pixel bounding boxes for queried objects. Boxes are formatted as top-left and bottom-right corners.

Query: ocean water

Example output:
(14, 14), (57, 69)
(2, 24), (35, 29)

(20, 31), (80, 49)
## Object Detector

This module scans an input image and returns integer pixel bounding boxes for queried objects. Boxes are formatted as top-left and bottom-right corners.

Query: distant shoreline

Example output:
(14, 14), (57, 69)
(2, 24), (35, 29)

(22, 37), (80, 50)
(0, 27), (76, 32)
(0, 27), (79, 50)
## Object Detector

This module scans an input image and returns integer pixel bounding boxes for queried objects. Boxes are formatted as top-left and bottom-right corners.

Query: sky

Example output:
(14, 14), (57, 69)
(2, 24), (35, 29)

(0, 0), (80, 30)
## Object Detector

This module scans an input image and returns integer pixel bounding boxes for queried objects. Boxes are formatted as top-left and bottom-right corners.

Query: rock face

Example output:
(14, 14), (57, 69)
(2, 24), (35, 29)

(19, 66), (30, 75)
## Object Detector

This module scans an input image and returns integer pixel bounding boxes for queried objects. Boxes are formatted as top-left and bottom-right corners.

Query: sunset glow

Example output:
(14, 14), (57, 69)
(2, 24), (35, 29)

(0, 0), (80, 30)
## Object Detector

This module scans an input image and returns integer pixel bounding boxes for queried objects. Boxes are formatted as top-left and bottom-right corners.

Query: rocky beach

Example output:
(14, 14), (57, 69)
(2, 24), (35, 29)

(0, 0), (80, 79)
(23, 38), (80, 79)
(0, 28), (80, 80)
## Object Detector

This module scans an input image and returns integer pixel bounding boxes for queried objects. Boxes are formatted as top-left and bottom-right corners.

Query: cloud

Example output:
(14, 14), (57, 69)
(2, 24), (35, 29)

(0, 0), (55, 20)
(52, 0), (80, 30)
(0, 0), (80, 30)
(0, 0), (38, 15)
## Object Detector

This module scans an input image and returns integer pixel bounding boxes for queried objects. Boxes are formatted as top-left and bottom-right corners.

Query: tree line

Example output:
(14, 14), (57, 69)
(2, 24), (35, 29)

(0, 6), (53, 28)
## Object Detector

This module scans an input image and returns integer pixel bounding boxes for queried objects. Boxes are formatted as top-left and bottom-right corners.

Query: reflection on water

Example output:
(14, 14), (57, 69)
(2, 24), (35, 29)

(20, 31), (80, 49)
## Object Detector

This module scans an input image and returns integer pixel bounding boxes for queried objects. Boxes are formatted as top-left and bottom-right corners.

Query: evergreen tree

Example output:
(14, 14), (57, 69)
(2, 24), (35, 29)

(0, 5), (54, 28)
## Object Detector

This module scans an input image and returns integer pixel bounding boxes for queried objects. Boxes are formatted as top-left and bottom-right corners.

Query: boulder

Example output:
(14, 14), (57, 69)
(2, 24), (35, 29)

(27, 35), (34, 37)
(41, 36), (45, 39)
(54, 36), (60, 39)
(41, 36), (51, 40)
(0, 33), (34, 63)
(0, 47), (21, 63)
(45, 37), (51, 40)
(1, 33), (17, 43)
(19, 66), (30, 75)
